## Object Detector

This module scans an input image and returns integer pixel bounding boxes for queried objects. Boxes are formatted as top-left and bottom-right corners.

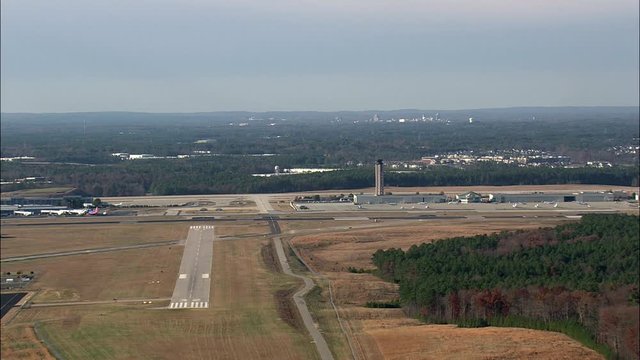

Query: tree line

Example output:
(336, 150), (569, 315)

(1, 161), (638, 196)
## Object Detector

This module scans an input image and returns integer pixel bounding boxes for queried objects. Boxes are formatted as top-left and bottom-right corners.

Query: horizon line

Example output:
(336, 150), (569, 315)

(2, 105), (639, 115)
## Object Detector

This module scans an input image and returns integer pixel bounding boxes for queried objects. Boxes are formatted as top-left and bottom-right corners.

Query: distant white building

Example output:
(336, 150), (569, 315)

(456, 191), (483, 203)
(128, 154), (156, 160)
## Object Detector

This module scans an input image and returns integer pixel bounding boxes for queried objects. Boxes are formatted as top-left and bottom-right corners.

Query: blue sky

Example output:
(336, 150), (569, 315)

(1, 0), (638, 112)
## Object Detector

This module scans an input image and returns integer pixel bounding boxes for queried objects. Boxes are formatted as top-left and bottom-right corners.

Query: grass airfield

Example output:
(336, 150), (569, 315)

(1, 185), (637, 359)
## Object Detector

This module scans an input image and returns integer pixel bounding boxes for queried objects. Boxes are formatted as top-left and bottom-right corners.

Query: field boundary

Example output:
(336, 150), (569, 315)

(33, 321), (63, 360)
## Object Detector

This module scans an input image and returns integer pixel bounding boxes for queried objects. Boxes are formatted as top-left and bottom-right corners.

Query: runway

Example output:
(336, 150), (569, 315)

(169, 225), (214, 309)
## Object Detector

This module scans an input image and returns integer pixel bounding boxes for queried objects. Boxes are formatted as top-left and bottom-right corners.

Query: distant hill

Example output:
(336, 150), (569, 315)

(2, 106), (638, 124)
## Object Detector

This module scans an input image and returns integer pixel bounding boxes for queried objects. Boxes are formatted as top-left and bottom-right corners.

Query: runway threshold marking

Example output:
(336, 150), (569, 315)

(169, 301), (209, 309)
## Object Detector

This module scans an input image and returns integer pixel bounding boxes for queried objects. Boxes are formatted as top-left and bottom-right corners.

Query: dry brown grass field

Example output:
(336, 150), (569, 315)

(2, 245), (182, 302)
(290, 217), (567, 272)
(1, 222), (318, 360)
(360, 321), (603, 360)
(0, 221), (188, 258)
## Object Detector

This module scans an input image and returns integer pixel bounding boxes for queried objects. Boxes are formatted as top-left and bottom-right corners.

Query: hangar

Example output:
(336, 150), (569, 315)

(353, 194), (447, 205)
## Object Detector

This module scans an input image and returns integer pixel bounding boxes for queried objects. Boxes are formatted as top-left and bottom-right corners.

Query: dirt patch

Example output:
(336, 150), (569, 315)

(329, 273), (399, 306)
(263, 241), (304, 331)
(275, 288), (304, 331)
(0, 324), (55, 360)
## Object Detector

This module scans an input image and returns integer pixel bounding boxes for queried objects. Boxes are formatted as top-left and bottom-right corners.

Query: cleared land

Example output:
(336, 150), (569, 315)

(361, 321), (603, 360)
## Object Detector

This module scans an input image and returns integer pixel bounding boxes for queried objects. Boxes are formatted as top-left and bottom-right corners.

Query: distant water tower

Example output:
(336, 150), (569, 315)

(274, 165), (280, 175)
(375, 159), (384, 196)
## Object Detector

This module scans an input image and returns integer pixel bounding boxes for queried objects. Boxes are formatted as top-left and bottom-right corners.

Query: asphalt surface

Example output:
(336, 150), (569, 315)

(169, 225), (214, 309)
(0, 240), (179, 263)
(268, 217), (335, 360)
(1, 292), (26, 318)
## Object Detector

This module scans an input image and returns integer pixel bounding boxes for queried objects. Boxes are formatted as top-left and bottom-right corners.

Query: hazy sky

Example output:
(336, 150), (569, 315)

(1, 0), (638, 112)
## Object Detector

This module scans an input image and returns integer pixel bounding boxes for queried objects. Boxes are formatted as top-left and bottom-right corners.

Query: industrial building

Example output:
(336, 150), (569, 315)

(490, 193), (574, 203)
(354, 194), (447, 205)
(489, 191), (629, 203)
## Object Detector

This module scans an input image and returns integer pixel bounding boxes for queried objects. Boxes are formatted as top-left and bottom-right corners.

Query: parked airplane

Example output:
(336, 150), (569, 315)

(14, 210), (33, 216)
(41, 209), (89, 216)
(88, 207), (101, 215)
(41, 209), (68, 216)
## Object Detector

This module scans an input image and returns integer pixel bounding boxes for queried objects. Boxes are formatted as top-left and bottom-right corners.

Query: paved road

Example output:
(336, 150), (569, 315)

(0, 240), (179, 263)
(267, 217), (334, 360)
(253, 195), (275, 214)
(169, 225), (214, 309)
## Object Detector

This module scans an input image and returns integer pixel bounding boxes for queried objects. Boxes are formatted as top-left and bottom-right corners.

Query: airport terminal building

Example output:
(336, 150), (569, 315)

(354, 194), (447, 205)
(489, 191), (627, 203)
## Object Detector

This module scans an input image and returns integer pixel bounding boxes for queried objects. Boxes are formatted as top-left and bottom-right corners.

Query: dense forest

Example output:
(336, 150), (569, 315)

(1, 161), (638, 196)
(2, 108), (638, 195)
(372, 214), (639, 359)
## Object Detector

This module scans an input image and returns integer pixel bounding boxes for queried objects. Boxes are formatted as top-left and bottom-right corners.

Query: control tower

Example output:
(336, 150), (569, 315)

(375, 159), (384, 196)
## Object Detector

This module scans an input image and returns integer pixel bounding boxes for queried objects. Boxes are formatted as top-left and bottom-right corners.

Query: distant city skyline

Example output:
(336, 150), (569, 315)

(1, 0), (638, 113)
